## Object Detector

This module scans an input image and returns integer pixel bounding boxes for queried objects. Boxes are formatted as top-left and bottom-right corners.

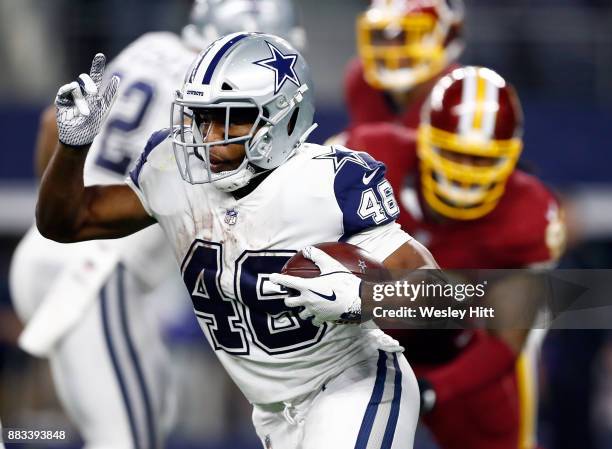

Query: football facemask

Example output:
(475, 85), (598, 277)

(172, 103), (262, 187)
(172, 33), (316, 192)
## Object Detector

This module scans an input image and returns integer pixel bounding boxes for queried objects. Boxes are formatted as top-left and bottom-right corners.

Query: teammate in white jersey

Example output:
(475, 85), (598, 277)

(10, 32), (194, 449)
(12, 2), (305, 448)
(37, 33), (438, 449)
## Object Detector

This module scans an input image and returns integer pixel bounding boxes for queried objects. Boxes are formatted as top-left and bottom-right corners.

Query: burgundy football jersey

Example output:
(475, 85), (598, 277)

(347, 123), (564, 362)
(344, 59), (460, 131)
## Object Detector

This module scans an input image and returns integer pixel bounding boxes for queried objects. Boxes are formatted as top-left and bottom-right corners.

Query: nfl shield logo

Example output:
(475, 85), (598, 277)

(264, 435), (272, 449)
(224, 209), (238, 225)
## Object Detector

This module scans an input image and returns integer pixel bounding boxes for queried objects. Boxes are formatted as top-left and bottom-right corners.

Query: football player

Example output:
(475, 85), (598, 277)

(10, 2), (304, 448)
(344, 0), (464, 131)
(346, 66), (566, 449)
(33, 32), (454, 448)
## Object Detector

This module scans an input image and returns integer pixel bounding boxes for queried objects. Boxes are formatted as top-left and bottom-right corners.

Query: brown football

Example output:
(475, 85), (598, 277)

(281, 242), (389, 282)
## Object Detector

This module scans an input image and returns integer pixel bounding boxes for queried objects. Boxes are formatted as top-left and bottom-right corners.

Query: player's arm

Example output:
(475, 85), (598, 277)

(382, 238), (437, 269)
(36, 53), (155, 243)
(270, 236), (441, 326)
(37, 144), (154, 242)
(412, 275), (544, 414)
(403, 275), (541, 414)
(485, 274), (543, 354)
(411, 215), (565, 413)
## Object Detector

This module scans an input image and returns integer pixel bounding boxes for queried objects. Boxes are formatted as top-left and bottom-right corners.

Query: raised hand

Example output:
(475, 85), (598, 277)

(55, 53), (120, 147)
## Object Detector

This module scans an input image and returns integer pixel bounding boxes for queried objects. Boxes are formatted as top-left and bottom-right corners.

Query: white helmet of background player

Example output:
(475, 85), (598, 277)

(172, 32), (316, 191)
(182, 0), (306, 51)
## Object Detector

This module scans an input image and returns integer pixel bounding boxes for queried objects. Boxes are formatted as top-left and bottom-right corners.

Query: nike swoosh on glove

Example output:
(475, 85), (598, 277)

(269, 246), (362, 327)
(55, 53), (120, 147)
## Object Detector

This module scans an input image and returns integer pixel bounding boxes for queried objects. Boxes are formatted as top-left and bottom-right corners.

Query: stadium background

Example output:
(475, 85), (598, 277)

(0, 0), (611, 448)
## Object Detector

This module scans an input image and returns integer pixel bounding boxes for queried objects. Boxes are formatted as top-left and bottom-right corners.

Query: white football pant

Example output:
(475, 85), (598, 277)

(252, 350), (419, 449)
(10, 228), (176, 449)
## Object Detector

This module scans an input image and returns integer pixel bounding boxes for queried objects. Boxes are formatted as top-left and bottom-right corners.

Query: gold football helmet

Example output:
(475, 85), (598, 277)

(357, 0), (464, 92)
(418, 66), (524, 220)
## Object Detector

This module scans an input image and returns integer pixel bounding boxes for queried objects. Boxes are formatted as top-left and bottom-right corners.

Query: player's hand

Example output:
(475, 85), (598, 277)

(55, 53), (120, 147)
(270, 246), (362, 327)
(417, 377), (437, 415)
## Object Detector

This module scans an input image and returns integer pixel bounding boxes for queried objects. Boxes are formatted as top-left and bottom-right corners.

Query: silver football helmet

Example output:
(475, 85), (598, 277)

(182, 0), (306, 51)
(172, 32), (317, 191)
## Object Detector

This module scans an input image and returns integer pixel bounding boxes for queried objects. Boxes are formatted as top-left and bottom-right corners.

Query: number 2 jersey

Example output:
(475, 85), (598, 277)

(81, 32), (196, 287)
(13, 32), (196, 322)
(127, 133), (412, 404)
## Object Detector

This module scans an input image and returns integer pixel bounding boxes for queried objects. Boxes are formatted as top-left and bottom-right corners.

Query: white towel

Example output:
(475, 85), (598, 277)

(18, 241), (120, 357)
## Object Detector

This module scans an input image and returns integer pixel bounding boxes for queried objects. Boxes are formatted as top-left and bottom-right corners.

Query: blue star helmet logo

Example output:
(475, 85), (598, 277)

(254, 41), (301, 94)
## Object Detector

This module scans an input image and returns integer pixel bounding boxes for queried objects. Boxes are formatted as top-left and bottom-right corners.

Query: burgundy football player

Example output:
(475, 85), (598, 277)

(343, 0), (464, 131)
(347, 66), (566, 449)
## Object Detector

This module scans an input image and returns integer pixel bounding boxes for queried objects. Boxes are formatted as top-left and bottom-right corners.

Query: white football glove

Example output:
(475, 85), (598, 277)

(55, 53), (120, 147)
(270, 246), (362, 327)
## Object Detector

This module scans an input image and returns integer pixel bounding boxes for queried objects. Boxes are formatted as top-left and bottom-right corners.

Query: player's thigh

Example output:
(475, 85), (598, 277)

(50, 266), (172, 449)
(9, 227), (70, 322)
(303, 352), (419, 449)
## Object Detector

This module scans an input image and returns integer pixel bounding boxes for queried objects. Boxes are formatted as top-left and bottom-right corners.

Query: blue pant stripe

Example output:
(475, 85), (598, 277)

(381, 353), (403, 449)
(354, 350), (388, 449)
(116, 264), (157, 449)
(101, 282), (140, 449)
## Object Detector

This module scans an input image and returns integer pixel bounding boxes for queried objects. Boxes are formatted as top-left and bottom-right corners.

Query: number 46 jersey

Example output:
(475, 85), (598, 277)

(128, 135), (412, 404)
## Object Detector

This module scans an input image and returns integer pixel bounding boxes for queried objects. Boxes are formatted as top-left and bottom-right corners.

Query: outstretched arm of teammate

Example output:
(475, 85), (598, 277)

(36, 53), (155, 243)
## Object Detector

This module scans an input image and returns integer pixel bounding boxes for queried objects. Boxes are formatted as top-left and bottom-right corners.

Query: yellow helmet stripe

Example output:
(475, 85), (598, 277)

(458, 68), (477, 134)
(457, 68), (503, 139)
(480, 68), (500, 138)
(472, 74), (487, 131)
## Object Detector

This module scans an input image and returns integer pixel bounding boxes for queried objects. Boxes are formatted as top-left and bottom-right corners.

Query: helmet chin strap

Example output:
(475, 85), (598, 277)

(211, 159), (257, 192)
(298, 123), (318, 146)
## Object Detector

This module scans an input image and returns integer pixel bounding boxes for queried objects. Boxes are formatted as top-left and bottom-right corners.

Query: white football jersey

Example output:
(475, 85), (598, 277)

(10, 34), (196, 447)
(80, 32), (196, 287)
(85, 32), (195, 186)
(127, 133), (412, 404)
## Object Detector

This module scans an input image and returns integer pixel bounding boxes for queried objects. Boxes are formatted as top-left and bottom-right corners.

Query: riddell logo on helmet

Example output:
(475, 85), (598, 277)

(186, 90), (204, 96)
